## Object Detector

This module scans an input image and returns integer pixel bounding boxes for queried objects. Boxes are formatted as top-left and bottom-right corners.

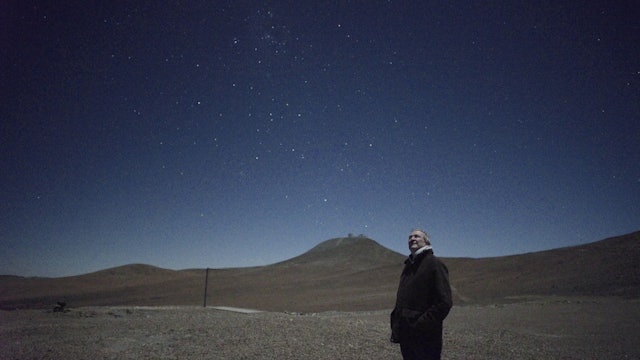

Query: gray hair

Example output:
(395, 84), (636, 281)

(411, 228), (431, 245)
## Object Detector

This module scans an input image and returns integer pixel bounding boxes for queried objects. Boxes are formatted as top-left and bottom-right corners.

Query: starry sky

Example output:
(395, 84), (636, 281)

(2, 1), (639, 277)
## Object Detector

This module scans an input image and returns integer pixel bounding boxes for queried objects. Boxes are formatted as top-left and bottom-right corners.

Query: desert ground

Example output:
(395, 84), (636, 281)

(2, 232), (639, 359)
(2, 296), (639, 359)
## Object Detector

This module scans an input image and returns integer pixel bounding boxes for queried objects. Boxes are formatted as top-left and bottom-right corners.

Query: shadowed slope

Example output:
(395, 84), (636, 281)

(448, 230), (640, 303)
(274, 236), (405, 268)
(202, 237), (406, 311)
(0, 237), (404, 312)
(1, 232), (638, 312)
(0, 264), (202, 309)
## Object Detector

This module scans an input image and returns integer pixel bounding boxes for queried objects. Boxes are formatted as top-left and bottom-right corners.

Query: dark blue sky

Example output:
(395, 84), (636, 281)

(2, 1), (639, 277)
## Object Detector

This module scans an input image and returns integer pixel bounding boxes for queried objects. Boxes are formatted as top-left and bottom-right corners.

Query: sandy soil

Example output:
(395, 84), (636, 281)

(1, 296), (638, 360)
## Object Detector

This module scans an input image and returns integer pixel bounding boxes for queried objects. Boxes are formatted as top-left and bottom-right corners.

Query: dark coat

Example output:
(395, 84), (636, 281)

(390, 249), (452, 348)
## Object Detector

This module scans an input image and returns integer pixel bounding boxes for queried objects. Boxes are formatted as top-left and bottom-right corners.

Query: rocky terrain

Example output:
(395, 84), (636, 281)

(1, 296), (638, 359)
(1, 231), (639, 358)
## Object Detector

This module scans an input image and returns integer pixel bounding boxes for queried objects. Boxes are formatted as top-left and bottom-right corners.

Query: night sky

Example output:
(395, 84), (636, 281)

(2, 1), (639, 277)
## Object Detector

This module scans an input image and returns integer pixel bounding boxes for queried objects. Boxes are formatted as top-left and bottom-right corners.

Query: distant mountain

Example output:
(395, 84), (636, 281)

(447, 230), (640, 302)
(272, 236), (405, 268)
(1, 232), (638, 312)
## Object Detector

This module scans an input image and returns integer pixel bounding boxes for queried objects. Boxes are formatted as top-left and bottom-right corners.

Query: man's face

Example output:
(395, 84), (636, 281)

(408, 230), (427, 254)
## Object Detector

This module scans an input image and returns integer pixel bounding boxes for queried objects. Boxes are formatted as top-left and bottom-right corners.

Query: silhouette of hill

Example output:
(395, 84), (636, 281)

(447, 230), (640, 303)
(274, 236), (405, 268)
(1, 232), (638, 312)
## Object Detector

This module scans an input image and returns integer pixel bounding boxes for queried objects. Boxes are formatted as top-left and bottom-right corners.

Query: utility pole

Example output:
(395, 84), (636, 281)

(203, 267), (209, 307)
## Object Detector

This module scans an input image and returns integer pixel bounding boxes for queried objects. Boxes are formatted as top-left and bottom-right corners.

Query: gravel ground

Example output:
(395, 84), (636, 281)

(1, 297), (638, 359)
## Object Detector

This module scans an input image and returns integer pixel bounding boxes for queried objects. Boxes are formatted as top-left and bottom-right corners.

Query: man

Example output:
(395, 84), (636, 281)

(390, 229), (452, 360)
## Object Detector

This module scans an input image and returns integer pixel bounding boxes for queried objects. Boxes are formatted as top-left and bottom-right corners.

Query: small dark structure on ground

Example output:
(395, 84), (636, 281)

(53, 301), (68, 313)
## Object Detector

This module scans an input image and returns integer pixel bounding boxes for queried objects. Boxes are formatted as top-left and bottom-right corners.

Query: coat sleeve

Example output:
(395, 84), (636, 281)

(390, 307), (401, 343)
(414, 260), (452, 329)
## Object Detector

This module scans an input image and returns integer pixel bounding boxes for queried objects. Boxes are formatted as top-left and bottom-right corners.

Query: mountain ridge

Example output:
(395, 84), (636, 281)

(1, 231), (638, 311)
(271, 236), (404, 269)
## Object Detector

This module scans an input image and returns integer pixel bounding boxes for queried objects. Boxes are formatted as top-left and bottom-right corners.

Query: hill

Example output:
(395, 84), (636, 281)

(1, 231), (638, 312)
(448, 230), (640, 303)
